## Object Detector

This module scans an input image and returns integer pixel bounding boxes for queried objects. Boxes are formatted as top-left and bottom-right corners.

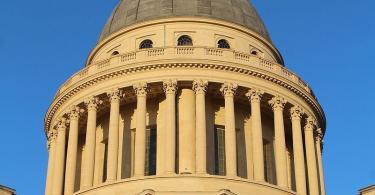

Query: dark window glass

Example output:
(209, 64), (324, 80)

(111, 51), (119, 56)
(218, 39), (230, 49)
(140, 39), (153, 49)
(145, 128), (157, 176)
(177, 35), (193, 46)
(214, 126), (226, 176)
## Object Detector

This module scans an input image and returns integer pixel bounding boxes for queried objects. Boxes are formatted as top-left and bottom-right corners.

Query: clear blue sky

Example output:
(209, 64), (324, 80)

(0, 1), (374, 194)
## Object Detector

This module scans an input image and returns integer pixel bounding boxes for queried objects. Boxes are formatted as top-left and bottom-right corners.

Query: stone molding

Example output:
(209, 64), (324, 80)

(44, 63), (325, 135)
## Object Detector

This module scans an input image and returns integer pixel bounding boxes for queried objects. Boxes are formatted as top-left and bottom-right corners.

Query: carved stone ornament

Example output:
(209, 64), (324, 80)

(269, 96), (287, 111)
(163, 80), (178, 94)
(107, 88), (123, 102)
(68, 105), (82, 120)
(192, 80), (208, 94)
(304, 116), (316, 131)
(133, 82), (149, 96)
(290, 106), (304, 120)
(220, 82), (238, 97)
(57, 117), (68, 130)
(84, 96), (102, 111)
(245, 88), (264, 103)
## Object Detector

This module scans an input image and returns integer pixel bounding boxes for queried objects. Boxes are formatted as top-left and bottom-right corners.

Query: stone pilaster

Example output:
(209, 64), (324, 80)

(269, 96), (288, 188)
(106, 89), (123, 182)
(193, 80), (208, 175)
(316, 128), (326, 195)
(82, 97), (101, 189)
(133, 83), (149, 177)
(64, 106), (82, 195)
(246, 88), (265, 182)
(304, 116), (319, 195)
(220, 83), (238, 177)
(290, 106), (307, 195)
(163, 80), (178, 174)
(52, 117), (68, 195)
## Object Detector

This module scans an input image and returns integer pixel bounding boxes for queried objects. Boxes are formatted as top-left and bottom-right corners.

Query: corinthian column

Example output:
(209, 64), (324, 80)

(106, 89), (123, 182)
(64, 106), (81, 195)
(269, 96), (288, 188)
(246, 89), (265, 182)
(290, 106), (307, 195)
(45, 131), (57, 195)
(316, 128), (326, 195)
(82, 97), (101, 189)
(220, 83), (238, 177)
(163, 80), (178, 174)
(52, 118), (68, 195)
(305, 116), (319, 195)
(133, 83), (148, 177)
(193, 80), (208, 175)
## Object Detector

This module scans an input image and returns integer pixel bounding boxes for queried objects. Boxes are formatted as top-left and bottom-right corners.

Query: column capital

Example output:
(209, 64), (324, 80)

(220, 82), (238, 97)
(57, 117), (68, 131)
(315, 128), (324, 142)
(269, 96), (287, 111)
(107, 88), (123, 102)
(68, 105), (83, 121)
(84, 96), (102, 111)
(163, 80), (178, 95)
(192, 80), (208, 94)
(290, 106), (304, 120)
(304, 116), (316, 131)
(134, 82), (149, 96)
(47, 129), (57, 149)
(245, 88), (264, 103)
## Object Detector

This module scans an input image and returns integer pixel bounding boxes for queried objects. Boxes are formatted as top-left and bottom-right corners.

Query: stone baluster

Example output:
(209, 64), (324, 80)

(163, 80), (178, 174)
(290, 106), (307, 195)
(246, 89), (265, 182)
(64, 106), (82, 195)
(133, 83), (149, 177)
(269, 96), (288, 188)
(82, 97), (101, 189)
(106, 89), (123, 182)
(220, 83), (238, 177)
(305, 116), (319, 195)
(52, 118), (68, 195)
(193, 80), (208, 175)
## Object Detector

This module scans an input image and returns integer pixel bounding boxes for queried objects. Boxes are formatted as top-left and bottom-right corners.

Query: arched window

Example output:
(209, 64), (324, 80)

(177, 35), (193, 46)
(217, 39), (230, 49)
(140, 39), (153, 49)
(111, 51), (119, 56)
(251, 50), (258, 56)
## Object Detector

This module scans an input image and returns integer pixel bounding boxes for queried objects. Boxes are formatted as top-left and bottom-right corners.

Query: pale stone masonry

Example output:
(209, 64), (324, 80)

(44, 0), (327, 194)
(0, 185), (15, 195)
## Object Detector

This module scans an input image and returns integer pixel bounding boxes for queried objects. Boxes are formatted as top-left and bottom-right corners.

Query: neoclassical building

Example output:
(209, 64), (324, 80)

(44, 0), (327, 195)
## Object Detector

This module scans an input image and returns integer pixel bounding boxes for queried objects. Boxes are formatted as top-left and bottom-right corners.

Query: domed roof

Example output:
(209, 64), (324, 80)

(99, 0), (271, 42)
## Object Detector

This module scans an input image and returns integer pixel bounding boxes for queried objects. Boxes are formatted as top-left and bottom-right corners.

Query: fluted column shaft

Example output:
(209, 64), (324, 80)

(134, 83), (148, 177)
(246, 89), (265, 181)
(269, 97), (288, 188)
(107, 89), (122, 182)
(316, 130), (326, 195)
(45, 132), (57, 195)
(82, 97), (100, 189)
(164, 80), (178, 174)
(290, 106), (307, 195)
(220, 83), (238, 177)
(305, 117), (319, 195)
(64, 107), (81, 195)
(52, 118), (67, 195)
(193, 80), (208, 174)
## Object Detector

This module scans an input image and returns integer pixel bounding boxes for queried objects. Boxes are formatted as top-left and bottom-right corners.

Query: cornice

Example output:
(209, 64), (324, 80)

(44, 62), (326, 135)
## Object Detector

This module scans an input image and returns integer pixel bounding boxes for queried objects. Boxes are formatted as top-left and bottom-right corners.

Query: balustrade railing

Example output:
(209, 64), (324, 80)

(54, 47), (312, 98)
